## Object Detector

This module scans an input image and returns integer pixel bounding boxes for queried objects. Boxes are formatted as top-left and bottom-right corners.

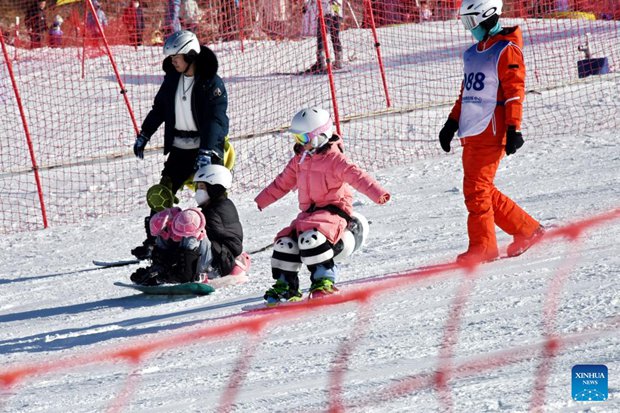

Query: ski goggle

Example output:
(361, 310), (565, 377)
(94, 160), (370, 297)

(292, 132), (312, 145)
(460, 14), (479, 31)
(289, 121), (333, 146)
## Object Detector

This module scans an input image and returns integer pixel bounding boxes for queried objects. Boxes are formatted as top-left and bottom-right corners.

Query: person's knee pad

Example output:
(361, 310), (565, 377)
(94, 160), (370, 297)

(333, 230), (355, 261)
(271, 237), (302, 273)
(146, 183), (175, 212)
(333, 212), (369, 261)
(298, 229), (334, 266)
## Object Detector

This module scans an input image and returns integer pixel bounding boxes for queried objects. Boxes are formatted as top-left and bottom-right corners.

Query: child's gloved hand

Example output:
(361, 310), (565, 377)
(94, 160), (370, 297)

(195, 149), (216, 170)
(378, 193), (391, 204)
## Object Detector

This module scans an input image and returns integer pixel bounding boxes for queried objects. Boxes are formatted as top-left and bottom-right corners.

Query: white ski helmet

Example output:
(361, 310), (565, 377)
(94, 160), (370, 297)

(289, 107), (334, 149)
(163, 30), (200, 57)
(193, 164), (233, 189)
(459, 0), (502, 31)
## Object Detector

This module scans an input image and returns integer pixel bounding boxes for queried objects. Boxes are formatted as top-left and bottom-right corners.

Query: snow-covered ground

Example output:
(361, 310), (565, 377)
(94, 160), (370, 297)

(0, 120), (618, 411)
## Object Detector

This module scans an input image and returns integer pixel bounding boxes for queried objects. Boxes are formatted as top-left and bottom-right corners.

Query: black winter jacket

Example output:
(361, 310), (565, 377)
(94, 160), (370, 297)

(200, 195), (243, 276)
(140, 45), (229, 159)
(26, 6), (47, 34)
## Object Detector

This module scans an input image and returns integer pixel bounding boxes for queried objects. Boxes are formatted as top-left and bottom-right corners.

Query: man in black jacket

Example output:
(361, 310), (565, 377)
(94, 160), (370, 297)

(132, 30), (229, 260)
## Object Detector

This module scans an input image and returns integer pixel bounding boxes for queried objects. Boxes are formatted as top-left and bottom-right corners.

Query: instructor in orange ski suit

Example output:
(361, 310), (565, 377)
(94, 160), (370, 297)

(439, 0), (543, 263)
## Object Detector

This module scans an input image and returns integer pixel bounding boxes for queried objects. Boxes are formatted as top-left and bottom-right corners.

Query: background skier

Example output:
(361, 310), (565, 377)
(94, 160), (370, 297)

(122, 1), (146, 46)
(25, 0), (47, 48)
(303, 0), (344, 73)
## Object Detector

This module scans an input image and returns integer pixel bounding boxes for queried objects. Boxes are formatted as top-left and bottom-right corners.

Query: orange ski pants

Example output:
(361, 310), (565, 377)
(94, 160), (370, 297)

(462, 143), (540, 256)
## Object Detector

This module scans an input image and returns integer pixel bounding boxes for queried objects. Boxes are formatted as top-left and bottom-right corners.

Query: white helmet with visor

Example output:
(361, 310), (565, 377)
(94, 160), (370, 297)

(459, 0), (503, 31)
(163, 30), (200, 57)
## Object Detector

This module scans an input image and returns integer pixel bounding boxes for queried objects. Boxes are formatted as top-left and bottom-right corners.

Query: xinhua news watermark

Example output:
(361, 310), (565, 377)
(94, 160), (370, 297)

(572, 364), (608, 401)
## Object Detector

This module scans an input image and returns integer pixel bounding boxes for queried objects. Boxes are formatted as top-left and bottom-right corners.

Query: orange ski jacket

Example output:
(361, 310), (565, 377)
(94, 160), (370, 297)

(449, 26), (526, 146)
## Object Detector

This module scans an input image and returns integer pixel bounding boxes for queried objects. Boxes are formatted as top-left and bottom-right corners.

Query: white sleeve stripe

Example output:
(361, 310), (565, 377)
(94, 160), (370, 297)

(505, 96), (521, 103)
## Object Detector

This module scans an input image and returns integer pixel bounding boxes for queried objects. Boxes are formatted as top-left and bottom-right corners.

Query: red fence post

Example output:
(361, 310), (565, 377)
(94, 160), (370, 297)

(316, 1), (342, 135)
(238, 0), (245, 53)
(0, 31), (49, 229)
(363, 0), (391, 108)
(13, 16), (20, 61)
(81, 3), (87, 79)
(84, 0), (140, 134)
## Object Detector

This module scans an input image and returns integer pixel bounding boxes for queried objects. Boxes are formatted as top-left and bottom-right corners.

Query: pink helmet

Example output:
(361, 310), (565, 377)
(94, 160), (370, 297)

(170, 208), (206, 242)
(149, 207), (182, 240)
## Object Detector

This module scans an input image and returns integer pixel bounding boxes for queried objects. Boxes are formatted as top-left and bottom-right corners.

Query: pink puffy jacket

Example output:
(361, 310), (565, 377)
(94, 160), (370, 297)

(255, 137), (390, 244)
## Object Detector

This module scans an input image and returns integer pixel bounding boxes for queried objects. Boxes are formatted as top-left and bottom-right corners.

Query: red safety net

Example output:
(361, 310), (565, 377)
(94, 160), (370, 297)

(0, 0), (619, 233)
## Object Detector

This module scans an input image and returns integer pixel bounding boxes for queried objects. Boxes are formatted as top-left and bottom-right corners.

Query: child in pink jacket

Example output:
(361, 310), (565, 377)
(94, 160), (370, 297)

(255, 108), (390, 305)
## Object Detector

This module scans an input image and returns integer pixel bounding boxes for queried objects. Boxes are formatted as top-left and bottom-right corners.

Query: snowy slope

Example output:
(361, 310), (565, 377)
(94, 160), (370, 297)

(0, 121), (618, 412)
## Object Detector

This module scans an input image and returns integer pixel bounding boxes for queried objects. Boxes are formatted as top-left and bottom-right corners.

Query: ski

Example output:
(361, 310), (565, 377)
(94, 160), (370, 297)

(242, 291), (341, 312)
(93, 259), (141, 268)
(272, 68), (351, 76)
(241, 299), (307, 312)
(115, 281), (215, 296)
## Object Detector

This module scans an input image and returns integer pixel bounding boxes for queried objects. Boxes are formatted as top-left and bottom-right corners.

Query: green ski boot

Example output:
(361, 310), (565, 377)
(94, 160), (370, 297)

(264, 279), (302, 307)
(308, 278), (339, 300)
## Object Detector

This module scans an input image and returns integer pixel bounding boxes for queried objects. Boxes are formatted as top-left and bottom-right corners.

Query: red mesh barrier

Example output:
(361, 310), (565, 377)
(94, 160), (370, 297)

(0, 0), (619, 233)
(0, 208), (618, 411)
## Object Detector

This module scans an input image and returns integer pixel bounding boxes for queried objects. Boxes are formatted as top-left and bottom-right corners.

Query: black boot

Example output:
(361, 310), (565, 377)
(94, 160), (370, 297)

(130, 266), (162, 286)
(304, 52), (326, 74)
(131, 240), (154, 260)
(131, 216), (155, 260)
(333, 50), (343, 70)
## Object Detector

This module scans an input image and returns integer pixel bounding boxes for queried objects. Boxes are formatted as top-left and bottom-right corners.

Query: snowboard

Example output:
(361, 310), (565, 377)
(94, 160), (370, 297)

(242, 290), (340, 312)
(241, 299), (307, 312)
(114, 281), (215, 296)
(94, 259), (140, 268)
(207, 274), (249, 289)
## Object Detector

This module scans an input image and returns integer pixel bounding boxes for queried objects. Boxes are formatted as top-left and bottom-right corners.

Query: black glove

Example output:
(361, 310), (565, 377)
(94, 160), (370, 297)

(194, 149), (217, 170)
(133, 133), (148, 159)
(505, 126), (524, 155)
(439, 118), (459, 153)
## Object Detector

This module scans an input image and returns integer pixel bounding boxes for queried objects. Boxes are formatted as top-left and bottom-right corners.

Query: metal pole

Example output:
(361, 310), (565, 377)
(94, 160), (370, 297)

(363, 0), (391, 108)
(316, 1), (342, 135)
(85, 0), (140, 134)
(0, 30), (49, 229)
